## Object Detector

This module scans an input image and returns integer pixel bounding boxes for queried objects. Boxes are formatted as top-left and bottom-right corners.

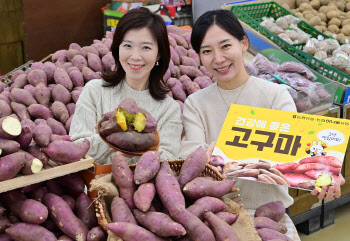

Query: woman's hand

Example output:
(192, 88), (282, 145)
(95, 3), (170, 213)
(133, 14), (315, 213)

(206, 141), (216, 164)
(311, 174), (345, 201)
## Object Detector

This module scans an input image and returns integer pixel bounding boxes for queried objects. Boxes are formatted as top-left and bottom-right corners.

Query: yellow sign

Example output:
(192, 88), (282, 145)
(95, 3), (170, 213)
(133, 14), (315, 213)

(212, 104), (350, 190)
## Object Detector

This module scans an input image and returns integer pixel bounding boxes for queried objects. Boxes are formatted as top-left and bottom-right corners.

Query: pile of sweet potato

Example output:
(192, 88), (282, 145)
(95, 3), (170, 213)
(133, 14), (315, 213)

(98, 98), (158, 152)
(273, 155), (342, 189)
(0, 173), (107, 241)
(105, 147), (239, 240)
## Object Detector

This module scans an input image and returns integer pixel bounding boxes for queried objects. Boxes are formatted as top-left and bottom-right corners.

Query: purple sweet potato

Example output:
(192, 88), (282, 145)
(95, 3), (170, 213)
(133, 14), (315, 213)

(215, 212), (238, 225)
(183, 177), (236, 200)
(0, 138), (20, 156)
(0, 190), (26, 217)
(204, 211), (239, 241)
(10, 102), (30, 121)
(194, 76), (212, 89)
(155, 161), (186, 215)
(51, 101), (70, 124)
(14, 125), (32, 149)
(51, 84), (71, 104)
(0, 100), (11, 118)
(199, 66), (212, 78)
(66, 103), (76, 116)
(181, 56), (199, 68)
(171, 207), (216, 241)
(111, 153), (137, 209)
(6, 223), (56, 241)
(133, 209), (186, 237)
(21, 118), (36, 131)
(67, 66), (80, 75)
(187, 49), (200, 66)
(19, 199), (48, 224)
(135, 108), (157, 133)
(99, 112), (123, 136)
(23, 84), (35, 95)
(169, 33), (189, 49)
(87, 53), (102, 72)
(75, 193), (97, 230)
(179, 65), (203, 79)
(21, 183), (42, 193)
(27, 144), (50, 167)
(178, 146), (207, 188)
(56, 172), (85, 194)
(65, 115), (72, 132)
(10, 73), (28, 90)
(170, 46), (180, 65)
(66, 49), (80, 62)
(110, 196), (137, 224)
(61, 195), (76, 211)
(134, 151), (161, 184)
(34, 83), (51, 107)
(34, 118), (46, 126)
(58, 235), (74, 241)
(28, 104), (54, 120)
(134, 183), (156, 212)
(185, 81), (201, 95)
(31, 62), (43, 70)
(68, 70), (84, 87)
(0, 116), (22, 139)
(41, 139), (89, 163)
(187, 197), (227, 220)
(43, 193), (88, 240)
(92, 43), (109, 57)
(257, 228), (292, 241)
(50, 134), (72, 142)
(52, 49), (67, 63)
(28, 187), (48, 202)
(0, 94), (10, 105)
(0, 233), (13, 241)
(10, 88), (37, 107)
(175, 45), (188, 58)
(87, 227), (106, 241)
(80, 46), (99, 58)
(27, 69), (48, 86)
(167, 78), (186, 102)
(254, 201), (285, 222)
(19, 150), (43, 175)
(46, 180), (65, 196)
(41, 62), (57, 83)
(106, 131), (157, 152)
(0, 216), (11, 234)
(33, 123), (52, 147)
(101, 53), (115, 72)
(107, 222), (167, 241)
(254, 217), (287, 234)
(10, 70), (25, 82)
(71, 55), (88, 71)
(46, 118), (67, 135)
(71, 90), (82, 103)
(54, 67), (73, 91)
(69, 43), (81, 51)
(82, 67), (100, 82)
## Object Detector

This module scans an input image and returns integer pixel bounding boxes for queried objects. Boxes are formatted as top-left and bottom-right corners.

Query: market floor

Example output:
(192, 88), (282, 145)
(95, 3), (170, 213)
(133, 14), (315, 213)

(298, 201), (350, 240)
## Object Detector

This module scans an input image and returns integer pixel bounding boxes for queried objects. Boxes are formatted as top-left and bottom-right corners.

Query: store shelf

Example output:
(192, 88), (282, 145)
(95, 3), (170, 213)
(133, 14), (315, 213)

(0, 155), (94, 193)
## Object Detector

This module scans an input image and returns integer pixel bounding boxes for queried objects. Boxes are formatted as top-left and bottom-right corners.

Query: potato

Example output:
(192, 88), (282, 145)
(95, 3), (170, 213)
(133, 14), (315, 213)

(341, 25), (350, 35)
(133, 183), (156, 212)
(27, 69), (47, 86)
(51, 84), (71, 105)
(41, 139), (89, 163)
(183, 177), (236, 200)
(304, 13), (314, 20)
(11, 88), (38, 107)
(327, 10), (340, 19)
(310, 0), (321, 9)
(28, 104), (54, 120)
(111, 153), (137, 209)
(6, 223), (56, 241)
(107, 222), (167, 241)
(20, 199), (48, 224)
(308, 16), (321, 26)
(43, 193), (88, 240)
(71, 55), (88, 71)
(299, 3), (313, 11)
(204, 211), (239, 241)
(328, 24), (340, 33)
(76, 193), (98, 229)
(110, 196), (137, 224)
(134, 151), (161, 184)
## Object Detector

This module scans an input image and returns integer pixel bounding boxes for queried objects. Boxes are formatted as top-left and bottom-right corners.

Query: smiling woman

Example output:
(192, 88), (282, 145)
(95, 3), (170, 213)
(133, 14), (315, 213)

(69, 8), (183, 164)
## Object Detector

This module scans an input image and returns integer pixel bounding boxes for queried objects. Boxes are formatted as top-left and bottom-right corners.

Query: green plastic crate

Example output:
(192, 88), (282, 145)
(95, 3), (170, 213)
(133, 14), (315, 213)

(231, 1), (350, 85)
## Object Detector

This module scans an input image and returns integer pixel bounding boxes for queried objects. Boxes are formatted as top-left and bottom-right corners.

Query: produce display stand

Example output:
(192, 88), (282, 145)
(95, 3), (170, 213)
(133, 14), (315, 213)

(0, 156), (94, 193)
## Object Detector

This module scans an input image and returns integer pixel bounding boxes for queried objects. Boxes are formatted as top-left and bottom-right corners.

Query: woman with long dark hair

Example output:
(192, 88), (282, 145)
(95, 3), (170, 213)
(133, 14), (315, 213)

(70, 8), (182, 164)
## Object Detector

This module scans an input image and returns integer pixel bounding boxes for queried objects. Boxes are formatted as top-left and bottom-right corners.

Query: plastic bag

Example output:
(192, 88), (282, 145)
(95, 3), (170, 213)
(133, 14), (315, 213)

(250, 53), (276, 75)
(278, 33), (293, 45)
(323, 57), (335, 66)
(333, 56), (349, 71)
(290, 24), (311, 43)
(276, 72), (313, 88)
(276, 15), (300, 29)
(303, 38), (318, 55)
(323, 39), (340, 54)
(314, 51), (327, 61)
(340, 44), (350, 55)
(276, 62), (316, 81)
(244, 63), (259, 76)
(285, 29), (299, 41)
(316, 41), (328, 52)
(260, 17), (275, 29)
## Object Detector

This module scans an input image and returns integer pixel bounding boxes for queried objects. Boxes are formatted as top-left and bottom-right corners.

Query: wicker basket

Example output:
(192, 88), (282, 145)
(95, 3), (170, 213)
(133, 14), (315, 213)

(94, 159), (228, 235)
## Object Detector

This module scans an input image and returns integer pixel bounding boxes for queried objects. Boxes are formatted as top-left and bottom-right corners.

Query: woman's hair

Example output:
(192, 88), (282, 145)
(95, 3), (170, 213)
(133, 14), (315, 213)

(191, 9), (248, 53)
(102, 7), (171, 100)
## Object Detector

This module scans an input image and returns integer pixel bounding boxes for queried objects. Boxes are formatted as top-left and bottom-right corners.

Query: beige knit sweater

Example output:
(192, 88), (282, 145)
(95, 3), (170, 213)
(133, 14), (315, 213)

(179, 76), (296, 209)
(69, 79), (183, 165)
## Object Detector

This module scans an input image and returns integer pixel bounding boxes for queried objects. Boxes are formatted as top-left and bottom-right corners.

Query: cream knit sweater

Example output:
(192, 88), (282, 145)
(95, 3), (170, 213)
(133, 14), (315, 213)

(69, 79), (183, 165)
(179, 76), (296, 209)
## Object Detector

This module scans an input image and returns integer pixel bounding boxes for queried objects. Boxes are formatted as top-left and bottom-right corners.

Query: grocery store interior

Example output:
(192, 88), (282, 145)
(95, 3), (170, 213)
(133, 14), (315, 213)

(1, 0), (350, 240)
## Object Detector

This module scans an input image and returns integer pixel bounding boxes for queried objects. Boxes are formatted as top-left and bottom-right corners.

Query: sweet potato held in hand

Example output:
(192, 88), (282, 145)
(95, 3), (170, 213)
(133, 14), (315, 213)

(41, 139), (90, 163)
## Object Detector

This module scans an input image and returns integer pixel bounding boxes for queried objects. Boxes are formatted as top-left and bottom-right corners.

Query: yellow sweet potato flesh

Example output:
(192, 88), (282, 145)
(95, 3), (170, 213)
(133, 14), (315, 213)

(116, 109), (128, 131)
(133, 113), (146, 133)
